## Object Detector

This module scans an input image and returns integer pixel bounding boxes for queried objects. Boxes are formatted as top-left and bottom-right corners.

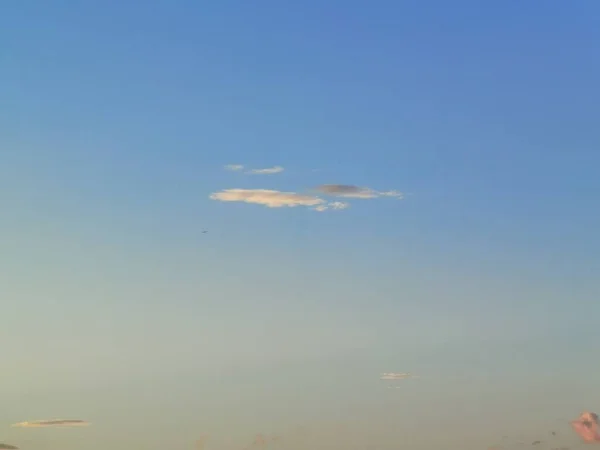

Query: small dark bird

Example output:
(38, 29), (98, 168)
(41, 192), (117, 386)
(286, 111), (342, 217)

(202, 230), (208, 233)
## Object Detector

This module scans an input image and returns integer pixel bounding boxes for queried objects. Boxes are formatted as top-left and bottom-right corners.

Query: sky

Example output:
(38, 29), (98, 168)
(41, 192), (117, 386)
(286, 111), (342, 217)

(2, 1), (600, 449)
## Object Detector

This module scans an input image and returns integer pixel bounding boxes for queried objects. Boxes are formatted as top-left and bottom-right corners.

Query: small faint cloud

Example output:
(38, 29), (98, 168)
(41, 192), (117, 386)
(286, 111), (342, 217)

(316, 184), (403, 199)
(380, 372), (416, 380)
(247, 166), (284, 175)
(378, 190), (404, 198)
(224, 164), (285, 175)
(0, 444), (19, 449)
(210, 189), (325, 209)
(224, 164), (245, 171)
(11, 419), (90, 428)
(312, 201), (350, 212)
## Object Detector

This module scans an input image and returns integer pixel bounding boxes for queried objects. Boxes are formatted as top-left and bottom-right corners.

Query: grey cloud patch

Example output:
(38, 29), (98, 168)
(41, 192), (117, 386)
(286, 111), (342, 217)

(315, 185), (403, 199)
(0, 444), (19, 449)
(316, 184), (376, 198)
(11, 419), (90, 428)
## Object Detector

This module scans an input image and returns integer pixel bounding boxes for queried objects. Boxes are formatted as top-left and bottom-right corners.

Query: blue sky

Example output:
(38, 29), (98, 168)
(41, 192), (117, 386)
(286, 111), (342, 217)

(2, 1), (600, 449)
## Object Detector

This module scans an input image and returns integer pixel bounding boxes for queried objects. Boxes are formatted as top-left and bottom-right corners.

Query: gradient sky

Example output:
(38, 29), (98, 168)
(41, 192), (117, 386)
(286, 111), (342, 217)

(2, 1), (600, 449)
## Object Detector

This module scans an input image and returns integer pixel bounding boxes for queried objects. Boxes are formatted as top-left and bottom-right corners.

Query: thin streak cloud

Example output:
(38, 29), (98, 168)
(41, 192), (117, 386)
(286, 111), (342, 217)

(380, 372), (416, 380)
(224, 164), (285, 174)
(11, 419), (90, 428)
(246, 166), (284, 175)
(224, 164), (245, 171)
(313, 201), (350, 212)
(210, 189), (325, 209)
(316, 184), (403, 199)
(0, 444), (19, 449)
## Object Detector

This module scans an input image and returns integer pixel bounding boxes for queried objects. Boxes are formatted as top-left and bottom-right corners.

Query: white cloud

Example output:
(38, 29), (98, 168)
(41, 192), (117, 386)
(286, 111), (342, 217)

(210, 189), (325, 209)
(316, 185), (404, 199)
(11, 419), (90, 428)
(224, 164), (244, 171)
(380, 372), (416, 380)
(211, 189), (354, 212)
(246, 166), (284, 175)
(329, 201), (350, 210)
(312, 201), (351, 212)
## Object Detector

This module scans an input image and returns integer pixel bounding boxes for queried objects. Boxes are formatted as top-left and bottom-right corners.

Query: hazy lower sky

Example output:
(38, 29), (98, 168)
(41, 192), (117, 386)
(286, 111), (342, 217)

(2, 1), (600, 449)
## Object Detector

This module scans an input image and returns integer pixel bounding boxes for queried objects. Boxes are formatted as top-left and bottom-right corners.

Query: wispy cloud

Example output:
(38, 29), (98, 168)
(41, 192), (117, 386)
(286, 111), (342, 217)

(329, 201), (350, 210)
(313, 201), (350, 212)
(11, 419), (90, 428)
(380, 372), (416, 380)
(211, 179), (404, 212)
(210, 189), (325, 209)
(247, 166), (284, 175)
(316, 184), (403, 199)
(224, 164), (245, 172)
(0, 444), (19, 449)
(224, 164), (285, 175)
